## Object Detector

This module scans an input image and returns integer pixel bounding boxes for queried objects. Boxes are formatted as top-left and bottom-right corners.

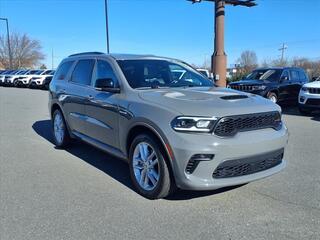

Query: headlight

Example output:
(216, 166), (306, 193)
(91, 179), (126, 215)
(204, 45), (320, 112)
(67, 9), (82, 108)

(171, 116), (218, 133)
(252, 85), (267, 91)
(301, 87), (308, 92)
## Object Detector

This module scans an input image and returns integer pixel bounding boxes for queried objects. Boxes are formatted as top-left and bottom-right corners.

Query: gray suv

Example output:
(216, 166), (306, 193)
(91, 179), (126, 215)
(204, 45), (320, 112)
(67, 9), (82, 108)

(49, 52), (289, 199)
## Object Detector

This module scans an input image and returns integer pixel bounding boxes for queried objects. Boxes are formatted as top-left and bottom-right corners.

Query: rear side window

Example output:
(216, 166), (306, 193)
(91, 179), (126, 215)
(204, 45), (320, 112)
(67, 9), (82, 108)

(299, 70), (308, 82)
(55, 61), (74, 80)
(71, 59), (95, 85)
(290, 70), (299, 81)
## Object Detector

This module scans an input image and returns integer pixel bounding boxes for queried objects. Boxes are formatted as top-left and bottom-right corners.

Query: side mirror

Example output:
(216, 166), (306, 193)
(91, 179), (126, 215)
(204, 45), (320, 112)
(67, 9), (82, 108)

(95, 78), (120, 93)
(280, 76), (288, 82)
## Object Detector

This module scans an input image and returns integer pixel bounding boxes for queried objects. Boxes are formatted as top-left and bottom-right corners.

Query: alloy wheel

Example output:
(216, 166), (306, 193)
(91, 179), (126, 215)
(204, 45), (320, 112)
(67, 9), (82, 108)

(53, 112), (65, 145)
(132, 142), (160, 191)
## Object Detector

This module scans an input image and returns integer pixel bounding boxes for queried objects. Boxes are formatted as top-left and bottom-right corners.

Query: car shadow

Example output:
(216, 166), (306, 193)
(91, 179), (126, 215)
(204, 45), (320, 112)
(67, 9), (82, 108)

(281, 105), (320, 120)
(32, 120), (246, 200)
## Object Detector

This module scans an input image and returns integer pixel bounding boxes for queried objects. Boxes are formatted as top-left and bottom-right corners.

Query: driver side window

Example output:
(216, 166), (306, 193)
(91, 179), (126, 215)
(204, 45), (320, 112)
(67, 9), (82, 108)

(281, 71), (290, 81)
(94, 60), (118, 87)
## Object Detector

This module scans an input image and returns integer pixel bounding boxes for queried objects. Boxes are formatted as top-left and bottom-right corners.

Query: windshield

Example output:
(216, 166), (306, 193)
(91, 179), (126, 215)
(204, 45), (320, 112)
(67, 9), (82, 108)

(117, 59), (213, 89)
(246, 69), (282, 81)
(27, 70), (43, 75)
(42, 70), (54, 75)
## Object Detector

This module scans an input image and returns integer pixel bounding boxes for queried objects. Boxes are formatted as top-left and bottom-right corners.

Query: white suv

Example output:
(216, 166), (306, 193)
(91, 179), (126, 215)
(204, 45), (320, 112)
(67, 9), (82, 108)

(299, 79), (320, 114)
(29, 70), (55, 89)
(17, 70), (44, 87)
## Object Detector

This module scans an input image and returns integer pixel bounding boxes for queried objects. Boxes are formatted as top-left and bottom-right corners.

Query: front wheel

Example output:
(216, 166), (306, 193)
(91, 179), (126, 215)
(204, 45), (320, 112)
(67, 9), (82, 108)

(129, 134), (174, 199)
(267, 92), (278, 103)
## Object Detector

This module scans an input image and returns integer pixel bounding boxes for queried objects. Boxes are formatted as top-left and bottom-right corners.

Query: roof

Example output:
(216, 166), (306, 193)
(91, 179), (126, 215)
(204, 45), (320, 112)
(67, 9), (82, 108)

(67, 52), (168, 61)
(255, 67), (304, 71)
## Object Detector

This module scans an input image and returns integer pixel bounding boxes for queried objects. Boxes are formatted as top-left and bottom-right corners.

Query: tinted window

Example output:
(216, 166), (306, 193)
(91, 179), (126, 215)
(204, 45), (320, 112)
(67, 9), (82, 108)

(118, 60), (213, 89)
(95, 60), (118, 86)
(55, 61), (74, 80)
(290, 70), (299, 81)
(281, 70), (290, 80)
(299, 70), (308, 81)
(71, 59), (95, 85)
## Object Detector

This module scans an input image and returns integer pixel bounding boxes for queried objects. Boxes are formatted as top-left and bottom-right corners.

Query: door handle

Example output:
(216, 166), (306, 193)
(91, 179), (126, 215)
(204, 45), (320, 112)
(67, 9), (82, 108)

(87, 95), (94, 100)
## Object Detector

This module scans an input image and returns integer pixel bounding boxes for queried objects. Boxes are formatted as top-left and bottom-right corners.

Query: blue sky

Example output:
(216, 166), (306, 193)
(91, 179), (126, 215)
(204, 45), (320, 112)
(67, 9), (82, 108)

(1, 0), (319, 69)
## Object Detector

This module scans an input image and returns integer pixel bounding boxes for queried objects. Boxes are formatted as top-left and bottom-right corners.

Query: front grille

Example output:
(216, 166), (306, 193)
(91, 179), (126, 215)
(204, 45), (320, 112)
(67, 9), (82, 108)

(230, 85), (254, 92)
(306, 99), (320, 105)
(308, 88), (320, 94)
(212, 149), (284, 179)
(213, 112), (282, 137)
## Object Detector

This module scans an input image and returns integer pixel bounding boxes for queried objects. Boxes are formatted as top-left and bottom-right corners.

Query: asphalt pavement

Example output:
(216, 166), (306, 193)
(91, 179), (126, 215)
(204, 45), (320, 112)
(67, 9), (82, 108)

(0, 87), (319, 240)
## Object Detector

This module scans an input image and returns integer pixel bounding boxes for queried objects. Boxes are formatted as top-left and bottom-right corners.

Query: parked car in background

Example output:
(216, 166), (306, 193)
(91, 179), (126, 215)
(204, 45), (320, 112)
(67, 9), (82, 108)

(229, 67), (309, 103)
(299, 78), (320, 114)
(16, 70), (45, 87)
(5, 70), (30, 87)
(0, 70), (14, 85)
(2, 70), (23, 86)
(49, 52), (288, 199)
(29, 70), (55, 89)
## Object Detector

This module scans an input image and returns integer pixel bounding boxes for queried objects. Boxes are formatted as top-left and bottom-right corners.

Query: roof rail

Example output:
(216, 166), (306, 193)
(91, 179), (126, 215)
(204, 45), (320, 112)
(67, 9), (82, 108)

(68, 52), (105, 57)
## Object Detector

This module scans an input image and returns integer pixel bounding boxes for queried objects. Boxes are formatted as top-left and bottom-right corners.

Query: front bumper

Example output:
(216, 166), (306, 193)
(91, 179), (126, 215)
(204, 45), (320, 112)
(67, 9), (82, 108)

(299, 90), (320, 110)
(168, 124), (289, 190)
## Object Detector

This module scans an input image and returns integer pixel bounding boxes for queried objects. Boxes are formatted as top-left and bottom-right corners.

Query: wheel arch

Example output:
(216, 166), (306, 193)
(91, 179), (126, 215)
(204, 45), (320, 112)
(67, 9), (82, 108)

(126, 123), (176, 184)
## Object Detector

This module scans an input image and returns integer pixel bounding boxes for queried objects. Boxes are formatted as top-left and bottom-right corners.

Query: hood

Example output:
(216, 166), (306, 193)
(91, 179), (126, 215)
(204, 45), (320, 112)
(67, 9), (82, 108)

(138, 87), (280, 117)
(304, 81), (320, 88)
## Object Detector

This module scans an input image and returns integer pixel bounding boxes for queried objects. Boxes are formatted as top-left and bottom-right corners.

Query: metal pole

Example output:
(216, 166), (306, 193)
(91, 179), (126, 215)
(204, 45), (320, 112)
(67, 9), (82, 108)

(212, 0), (227, 87)
(0, 18), (12, 69)
(105, 0), (110, 54)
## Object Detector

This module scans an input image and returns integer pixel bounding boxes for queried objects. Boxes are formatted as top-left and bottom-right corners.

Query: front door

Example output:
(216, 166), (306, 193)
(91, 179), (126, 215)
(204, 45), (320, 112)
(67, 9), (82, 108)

(278, 70), (291, 101)
(83, 59), (120, 149)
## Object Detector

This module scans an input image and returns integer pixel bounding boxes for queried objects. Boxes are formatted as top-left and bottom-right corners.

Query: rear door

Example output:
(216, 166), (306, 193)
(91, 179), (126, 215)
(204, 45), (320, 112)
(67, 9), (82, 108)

(278, 70), (291, 101)
(82, 59), (120, 149)
(289, 69), (301, 100)
(63, 59), (95, 134)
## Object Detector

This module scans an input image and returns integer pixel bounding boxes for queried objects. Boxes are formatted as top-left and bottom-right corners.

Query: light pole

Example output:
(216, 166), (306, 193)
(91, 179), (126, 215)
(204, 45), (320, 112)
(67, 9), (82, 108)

(104, 0), (110, 54)
(187, 0), (257, 87)
(0, 17), (12, 69)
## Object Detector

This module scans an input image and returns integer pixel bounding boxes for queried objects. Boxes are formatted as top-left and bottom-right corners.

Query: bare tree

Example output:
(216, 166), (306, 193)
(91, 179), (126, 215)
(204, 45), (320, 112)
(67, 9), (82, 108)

(0, 32), (45, 69)
(237, 50), (258, 73)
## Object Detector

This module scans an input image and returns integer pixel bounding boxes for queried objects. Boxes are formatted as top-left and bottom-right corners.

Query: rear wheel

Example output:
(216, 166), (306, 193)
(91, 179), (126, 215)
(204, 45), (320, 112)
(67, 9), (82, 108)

(52, 109), (71, 148)
(267, 92), (278, 103)
(129, 134), (173, 199)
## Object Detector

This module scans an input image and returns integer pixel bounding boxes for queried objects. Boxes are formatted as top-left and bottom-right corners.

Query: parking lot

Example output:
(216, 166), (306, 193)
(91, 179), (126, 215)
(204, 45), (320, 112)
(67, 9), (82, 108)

(0, 87), (319, 240)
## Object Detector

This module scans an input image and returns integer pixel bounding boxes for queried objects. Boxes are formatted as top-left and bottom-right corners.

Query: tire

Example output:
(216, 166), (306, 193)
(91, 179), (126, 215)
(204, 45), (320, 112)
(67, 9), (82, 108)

(13, 79), (19, 87)
(267, 92), (278, 103)
(129, 134), (174, 199)
(52, 109), (71, 148)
